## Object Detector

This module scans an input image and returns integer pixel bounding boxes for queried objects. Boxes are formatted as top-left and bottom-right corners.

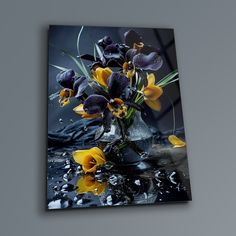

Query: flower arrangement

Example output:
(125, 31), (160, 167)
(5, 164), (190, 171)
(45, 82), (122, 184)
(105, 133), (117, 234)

(49, 27), (186, 198)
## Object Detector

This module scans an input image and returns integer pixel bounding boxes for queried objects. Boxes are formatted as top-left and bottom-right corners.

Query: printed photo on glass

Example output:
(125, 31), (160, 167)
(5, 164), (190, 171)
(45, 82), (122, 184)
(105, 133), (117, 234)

(47, 25), (192, 210)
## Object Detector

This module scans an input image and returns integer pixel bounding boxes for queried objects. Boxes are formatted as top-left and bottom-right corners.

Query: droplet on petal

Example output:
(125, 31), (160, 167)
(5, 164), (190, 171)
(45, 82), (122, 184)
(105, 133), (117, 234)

(133, 52), (163, 71)
(107, 72), (129, 98)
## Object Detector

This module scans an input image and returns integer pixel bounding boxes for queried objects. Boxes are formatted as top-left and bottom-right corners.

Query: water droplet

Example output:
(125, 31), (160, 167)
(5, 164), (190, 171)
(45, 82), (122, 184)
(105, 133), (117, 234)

(108, 174), (124, 186)
(169, 171), (177, 185)
(75, 166), (83, 175)
(63, 164), (70, 170)
(53, 185), (60, 195)
(140, 152), (148, 159)
(59, 118), (63, 123)
(70, 119), (73, 123)
(144, 193), (148, 199)
(134, 179), (141, 186)
(60, 184), (76, 193)
(62, 152), (69, 157)
(104, 162), (113, 170)
(76, 199), (83, 205)
(61, 199), (72, 208)
(106, 195), (113, 205)
(48, 199), (61, 209)
(63, 169), (74, 182)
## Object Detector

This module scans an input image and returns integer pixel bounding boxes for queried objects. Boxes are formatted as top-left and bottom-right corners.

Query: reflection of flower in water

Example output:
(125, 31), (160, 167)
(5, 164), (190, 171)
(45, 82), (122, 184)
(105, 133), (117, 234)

(73, 147), (106, 173)
(76, 175), (107, 196)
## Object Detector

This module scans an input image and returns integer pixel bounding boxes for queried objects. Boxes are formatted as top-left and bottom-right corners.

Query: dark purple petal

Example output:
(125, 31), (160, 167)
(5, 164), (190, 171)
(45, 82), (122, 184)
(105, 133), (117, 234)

(104, 44), (123, 60)
(124, 30), (142, 48)
(141, 45), (160, 54)
(132, 52), (163, 71)
(98, 36), (113, 49)
(83, 95), (108, 114)
(79, 54), (99, 62)
(56, 69), (75, 89)
(125, 48), (138, 62)
(89, 81), (110, 98)
(105, 59), (123, 68)
(107, 72), (129, 98)
(73, 76), (88, 98)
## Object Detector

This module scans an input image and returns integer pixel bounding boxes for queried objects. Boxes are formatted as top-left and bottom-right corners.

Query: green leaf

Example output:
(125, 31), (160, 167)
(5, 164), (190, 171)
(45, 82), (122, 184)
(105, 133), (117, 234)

(160, 78), (179, 87)
(49, 64), (80, 77)
(61, 49), (88, 76)
(157, 70), (178, 87)
(93, 44), (97, 61)
(76, 26), (84, 57)
(49, 64), (68, 71)
(76, 26), (90, 78)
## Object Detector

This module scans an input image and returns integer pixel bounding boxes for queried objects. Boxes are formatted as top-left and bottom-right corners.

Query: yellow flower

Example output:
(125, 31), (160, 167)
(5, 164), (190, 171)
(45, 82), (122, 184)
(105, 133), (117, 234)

(73, 147), (106, 173)
(168, 135), (186, 148)
(73, 104), (102, 119)
(122, 62), (135, 79)
(92, 67), (112, 87)
(107, 98), (127, 119)
(143, 73), (163, 111)
(76, 175), (107, 196)
(58, 88), (74, 107)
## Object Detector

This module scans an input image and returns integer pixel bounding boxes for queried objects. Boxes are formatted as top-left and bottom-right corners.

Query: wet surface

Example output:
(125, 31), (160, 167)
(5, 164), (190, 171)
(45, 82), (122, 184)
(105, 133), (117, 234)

(47, 120), (191, 210)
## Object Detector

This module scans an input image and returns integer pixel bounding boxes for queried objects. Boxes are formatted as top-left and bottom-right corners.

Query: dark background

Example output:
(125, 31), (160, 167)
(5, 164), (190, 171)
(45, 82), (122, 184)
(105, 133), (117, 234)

(0, 0), (236, 235)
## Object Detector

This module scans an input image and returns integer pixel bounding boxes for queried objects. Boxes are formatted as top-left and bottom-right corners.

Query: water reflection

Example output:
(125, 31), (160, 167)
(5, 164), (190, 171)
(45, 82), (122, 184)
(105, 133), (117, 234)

(47, 147), (191, 209)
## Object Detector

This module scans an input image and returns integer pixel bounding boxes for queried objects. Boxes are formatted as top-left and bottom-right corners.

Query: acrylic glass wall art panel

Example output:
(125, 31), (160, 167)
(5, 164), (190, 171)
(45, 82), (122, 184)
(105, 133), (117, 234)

(47, 25), (192, 210)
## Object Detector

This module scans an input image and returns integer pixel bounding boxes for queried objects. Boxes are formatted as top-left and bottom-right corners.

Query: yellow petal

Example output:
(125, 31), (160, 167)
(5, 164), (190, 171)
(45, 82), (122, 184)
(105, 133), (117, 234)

(76, 175), (107, 196)
(73, 147), (106, 173)
(73, 104), (101, 119)
(89, 147), (106, 164)
(73, 104), (84, 113)
(143, 85), (163, 100)
(93, 67), (112, 87)
(144, 99), (161, 111)
(147, 73), (155, 86)
(59, 97), (70, 107)
(107, 98), (127, 118)
(127, 69), (135, 79)
(73, 150), (95, 172)
(133, 42), (144, 50)
(122, 62), (128, 71)
(168, 135), (186, 148)
(59, 88), (74, 98)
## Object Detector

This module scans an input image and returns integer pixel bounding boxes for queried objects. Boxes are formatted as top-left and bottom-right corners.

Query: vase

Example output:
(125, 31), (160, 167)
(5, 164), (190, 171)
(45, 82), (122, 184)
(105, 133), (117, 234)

(96, 112), (153, 165)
